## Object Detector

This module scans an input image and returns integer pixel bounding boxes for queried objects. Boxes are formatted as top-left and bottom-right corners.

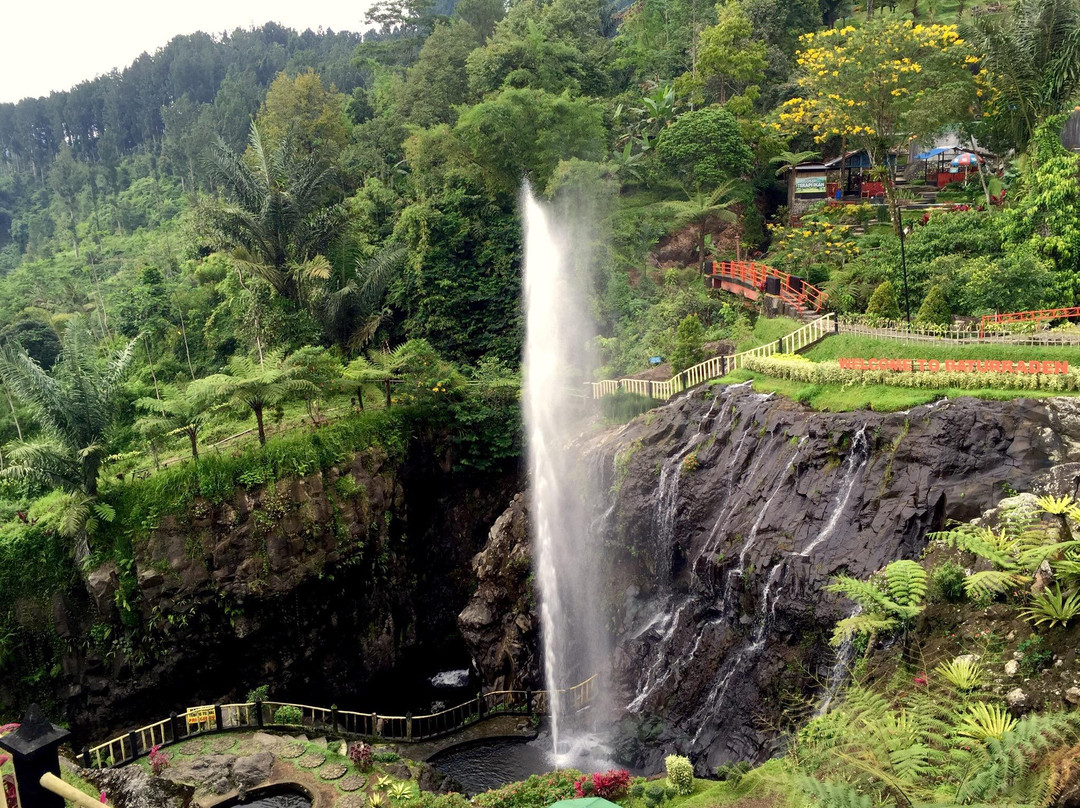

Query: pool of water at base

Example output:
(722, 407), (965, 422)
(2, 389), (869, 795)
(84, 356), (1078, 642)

(227, 795), (310, 808)
(430, 734), (629, 795)
(430, 738), (556, 794)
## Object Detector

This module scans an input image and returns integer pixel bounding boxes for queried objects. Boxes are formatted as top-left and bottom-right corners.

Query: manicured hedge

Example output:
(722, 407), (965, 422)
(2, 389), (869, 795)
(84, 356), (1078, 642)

(743, 355), (1080, 391)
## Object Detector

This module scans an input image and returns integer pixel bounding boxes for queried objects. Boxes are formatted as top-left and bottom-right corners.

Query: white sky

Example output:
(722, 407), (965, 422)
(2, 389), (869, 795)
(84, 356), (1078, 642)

(0, 1), (376, 104)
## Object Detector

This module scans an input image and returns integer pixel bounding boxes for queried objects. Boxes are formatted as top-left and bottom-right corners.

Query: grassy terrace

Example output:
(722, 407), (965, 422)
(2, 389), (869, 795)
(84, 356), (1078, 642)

(719, 334), (1080, 412)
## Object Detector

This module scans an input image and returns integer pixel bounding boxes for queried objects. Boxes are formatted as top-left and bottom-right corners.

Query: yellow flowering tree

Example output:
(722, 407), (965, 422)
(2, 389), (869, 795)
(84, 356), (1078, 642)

(777, 20), (977, 230)
(767, 220), (859, 280)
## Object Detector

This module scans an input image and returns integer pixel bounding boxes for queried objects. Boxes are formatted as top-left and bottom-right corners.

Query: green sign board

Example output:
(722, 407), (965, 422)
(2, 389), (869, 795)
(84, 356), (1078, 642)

(795, 175), (827, 195)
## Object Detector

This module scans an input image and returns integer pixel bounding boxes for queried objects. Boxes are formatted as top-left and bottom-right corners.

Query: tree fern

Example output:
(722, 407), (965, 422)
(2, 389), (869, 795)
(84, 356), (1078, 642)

(793, 775), (885, 808)
(884, 560), (928, 610)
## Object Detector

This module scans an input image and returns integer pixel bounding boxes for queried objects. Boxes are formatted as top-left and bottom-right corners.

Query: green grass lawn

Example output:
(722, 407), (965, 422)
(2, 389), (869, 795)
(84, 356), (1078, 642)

(804, 335), (1080, 365)
(722, 368), (1080, 412)
(736, 316), (804, 353)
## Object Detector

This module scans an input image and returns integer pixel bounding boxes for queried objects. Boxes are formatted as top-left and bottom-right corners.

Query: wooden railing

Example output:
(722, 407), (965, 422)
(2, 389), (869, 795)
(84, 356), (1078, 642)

(591, 314), (836, 400)
(706, 260), (828, 313)
(838, 319), (1080, 347)
(86, 675), (598, 769)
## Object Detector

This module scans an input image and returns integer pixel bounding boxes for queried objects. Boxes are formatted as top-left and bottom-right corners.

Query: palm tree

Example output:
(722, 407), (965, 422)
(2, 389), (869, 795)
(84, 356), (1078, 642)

(0, 324), (135, 562)
(199, 123), (347, 312)
(666, 181), (742, 274)
(134, 384), (215, 462)
(0, 324), (135, 497)
(962, 0), (1080, 152)
(191, 351), (317, 446)
(319, 245), (406, 353)
(769, 150), (821, 225)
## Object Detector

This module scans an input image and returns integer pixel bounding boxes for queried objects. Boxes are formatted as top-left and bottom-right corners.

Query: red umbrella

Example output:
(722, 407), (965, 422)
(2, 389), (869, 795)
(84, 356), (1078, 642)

(950, 152), (984, 166)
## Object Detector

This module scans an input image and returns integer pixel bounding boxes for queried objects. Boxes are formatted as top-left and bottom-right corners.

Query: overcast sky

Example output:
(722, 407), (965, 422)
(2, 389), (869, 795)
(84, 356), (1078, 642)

(0, 1), (375, 104)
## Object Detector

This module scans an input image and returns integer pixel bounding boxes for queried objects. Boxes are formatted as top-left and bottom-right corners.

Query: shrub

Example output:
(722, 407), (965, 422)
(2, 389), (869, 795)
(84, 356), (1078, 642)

(273, 705), (303, 725)
(349, 741), (374, 771)
(373, 750), (401, 763)
(956, 702), (1017, 740)
(1021, 586), (1080, 628)
(1017, 635), (1053, 676)
(866, 280), (902, 320)
(715, 761), (752, 785)
(671, 314), (706, 373)
(574, 770), (630, 800)
(474, 770), (582, 808)
(930, 561), (967, 603)
(934, 657), (983, 691)
(148, 744), (170, 776)
(246, 684), (269, 703)
(915, 284), (951, 326)
(407, 794), (470, 808)
(665, 754), (694, 795)
(644, 784), (668, 808)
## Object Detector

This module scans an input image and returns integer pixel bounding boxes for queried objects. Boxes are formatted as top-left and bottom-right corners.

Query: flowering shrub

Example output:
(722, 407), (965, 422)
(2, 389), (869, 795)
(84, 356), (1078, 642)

(767, 220), (859, 277)
(573, 770), (630, 799)
(742, 355), (1080, 392)
(473, 769), (582, 808)
(148, 744), (170, 776)
(665, 755), (694, 795)
(3, 775), (15, 808)
(349, 741), (374, 771)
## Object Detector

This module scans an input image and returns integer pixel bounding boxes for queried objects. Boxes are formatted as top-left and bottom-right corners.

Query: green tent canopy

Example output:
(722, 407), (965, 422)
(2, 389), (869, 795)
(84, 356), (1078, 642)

(549, 799), (623, 808)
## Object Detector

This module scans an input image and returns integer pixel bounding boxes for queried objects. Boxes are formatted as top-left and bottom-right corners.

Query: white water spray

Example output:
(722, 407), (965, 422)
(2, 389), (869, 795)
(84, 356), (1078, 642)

(522, 186), (608, 761)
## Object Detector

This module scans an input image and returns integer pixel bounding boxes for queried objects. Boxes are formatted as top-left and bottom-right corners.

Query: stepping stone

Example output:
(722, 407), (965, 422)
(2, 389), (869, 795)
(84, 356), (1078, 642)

(279, 743), (306, 759)
(338, 796), (368, 808)
(211, 736), (237, 753)
(177, 741), (204, 756)
(297, 753), (325, 769)
(339, 775), (366, 793)
(320, 763), (348, 781)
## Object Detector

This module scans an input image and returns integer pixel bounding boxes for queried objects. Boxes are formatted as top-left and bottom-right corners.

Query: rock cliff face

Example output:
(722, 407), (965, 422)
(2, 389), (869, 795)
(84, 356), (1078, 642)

(25, 445), (518, 742)
(462, 383), (1080, 772)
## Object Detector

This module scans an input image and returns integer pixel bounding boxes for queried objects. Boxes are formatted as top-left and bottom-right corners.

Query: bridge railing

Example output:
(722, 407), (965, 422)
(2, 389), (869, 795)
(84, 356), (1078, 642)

(591, 315), (836, 400)
(86, 675), (598, 768)
(708, 261), (828, 313)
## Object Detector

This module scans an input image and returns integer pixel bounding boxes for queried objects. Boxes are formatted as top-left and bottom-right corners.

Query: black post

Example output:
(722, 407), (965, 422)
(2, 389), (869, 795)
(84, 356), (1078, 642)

(899, 222), (911, 325)
(170, 713), (182, 744)
(255, 700), (264, 728)
(477, 691), (486, 719)
(81, 745), (91, 768)
(406, 712), (413, 741)
(0, 705), (70, 808)
(526, 690), (533, 715)
(721, 355), (727, 376)
(214, 705), (223, 732)
(331, 705), (339, 733)
(127, 731), (140, 762)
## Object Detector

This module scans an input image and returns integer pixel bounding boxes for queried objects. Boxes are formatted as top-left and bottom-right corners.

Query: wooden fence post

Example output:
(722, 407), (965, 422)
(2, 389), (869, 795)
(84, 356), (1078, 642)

(170, 713), (183, 744)
(332, 705), (340, 733)
(406, 713), (413, 741)
(255, 700), (264, 728)
(214, 705), (223, 732)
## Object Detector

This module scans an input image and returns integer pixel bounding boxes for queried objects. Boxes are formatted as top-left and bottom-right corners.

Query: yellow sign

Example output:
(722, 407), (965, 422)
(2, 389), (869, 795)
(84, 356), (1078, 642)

(187, 707), (215, 726)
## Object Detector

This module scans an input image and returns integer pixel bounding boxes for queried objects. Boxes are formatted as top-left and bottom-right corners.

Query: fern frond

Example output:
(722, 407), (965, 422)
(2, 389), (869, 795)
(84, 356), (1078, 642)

(831, 614), (898, 646)
(793, 775), (883, 808)
(964, 569), (1030, 599)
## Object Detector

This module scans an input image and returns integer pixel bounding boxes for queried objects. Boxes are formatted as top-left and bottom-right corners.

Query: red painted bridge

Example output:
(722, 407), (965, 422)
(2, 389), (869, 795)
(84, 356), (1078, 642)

(980, 306), (1080, 337)
(706, 260), (828, 314)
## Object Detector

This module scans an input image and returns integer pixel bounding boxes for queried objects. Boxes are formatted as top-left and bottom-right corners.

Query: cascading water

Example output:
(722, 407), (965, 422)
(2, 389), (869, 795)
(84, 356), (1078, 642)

(522, 186), (609, 762)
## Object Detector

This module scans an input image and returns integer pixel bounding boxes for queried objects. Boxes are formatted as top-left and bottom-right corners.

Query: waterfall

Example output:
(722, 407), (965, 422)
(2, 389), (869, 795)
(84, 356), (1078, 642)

(522, 186), (608, 760)
(799, 426), (870, 559)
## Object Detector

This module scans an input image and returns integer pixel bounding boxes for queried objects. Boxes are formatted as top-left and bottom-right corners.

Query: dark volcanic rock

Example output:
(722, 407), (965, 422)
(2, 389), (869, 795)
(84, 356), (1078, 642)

(458, 493), (540, 691)
(463, 383), (1080, 773)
